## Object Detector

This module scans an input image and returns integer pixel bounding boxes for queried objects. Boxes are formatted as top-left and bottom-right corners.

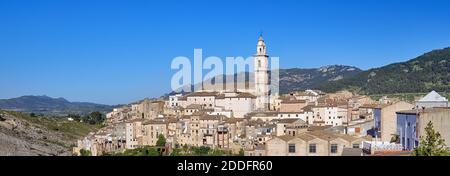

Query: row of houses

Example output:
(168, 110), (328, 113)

(370, 91), (450, 152)
(75, 88), (449, 156)
(75, 89), (380, 156)
(250, 130), (370, 156)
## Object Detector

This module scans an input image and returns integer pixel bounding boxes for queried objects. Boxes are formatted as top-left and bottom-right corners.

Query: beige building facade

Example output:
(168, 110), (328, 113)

(378, 101), (414, 142)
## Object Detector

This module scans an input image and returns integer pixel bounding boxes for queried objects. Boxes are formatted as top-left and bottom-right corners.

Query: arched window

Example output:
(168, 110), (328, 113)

(258, 60), (261, 67)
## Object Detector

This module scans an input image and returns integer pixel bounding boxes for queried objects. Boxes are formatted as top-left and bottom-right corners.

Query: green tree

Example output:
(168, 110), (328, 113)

(121, 146), (160, 156)
(170, 149), (181, 156)
(156, 134), (166, 147)
(390, 134), (400, 143)
(413, 121), (450, 156)
(68, 114), (81, 121)
(79, 149), (92, 156)
(210, 149), (226, 156)
(192, 146), (211, 156)
(238, 149), (245, 156)
(86, 111), (104, 125)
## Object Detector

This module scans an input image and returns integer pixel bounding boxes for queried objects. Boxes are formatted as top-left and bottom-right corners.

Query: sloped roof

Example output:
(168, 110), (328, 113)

(271, 118), (304, 124)
(277, 135), (296, 142)
(186, 104), (202, 109)
(143, 120), (167, 125)
(186, 92), (218, 97)
(418, 91), (448, 102)
(296, 134), (316, 141)
(281, 99), (307, 104)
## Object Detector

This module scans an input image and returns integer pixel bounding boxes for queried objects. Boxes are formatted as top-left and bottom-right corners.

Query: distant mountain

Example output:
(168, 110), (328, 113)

(316, 47), (450, 94)
(0, 96), (114, 116)
(279, 65), (362, 93)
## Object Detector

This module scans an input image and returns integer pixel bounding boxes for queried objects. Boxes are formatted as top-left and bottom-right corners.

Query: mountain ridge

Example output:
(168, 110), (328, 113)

(315, 47), (450, 94)
(0, 95), (114, 116)
(279, 65), (362, 93)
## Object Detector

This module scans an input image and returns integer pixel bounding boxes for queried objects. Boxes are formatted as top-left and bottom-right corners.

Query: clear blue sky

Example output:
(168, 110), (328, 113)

(1, 0), (450, 105)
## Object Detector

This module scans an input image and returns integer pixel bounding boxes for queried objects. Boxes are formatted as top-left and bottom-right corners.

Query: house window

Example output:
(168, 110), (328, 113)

(330, 144), (338, 154)
(309, 144), (317, 153)
(288, 144), (296, 153)
(353, 144), (360, 148)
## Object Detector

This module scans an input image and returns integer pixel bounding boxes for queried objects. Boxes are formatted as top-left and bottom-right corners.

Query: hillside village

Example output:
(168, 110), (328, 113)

(73, 37), (450, 156)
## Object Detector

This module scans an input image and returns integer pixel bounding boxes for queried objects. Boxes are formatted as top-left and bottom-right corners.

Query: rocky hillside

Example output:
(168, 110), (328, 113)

(0, 110), (100, 156)
(0, 95), (114, 116)
(316, 47), (450, 94)
(279, 65), (362, 93)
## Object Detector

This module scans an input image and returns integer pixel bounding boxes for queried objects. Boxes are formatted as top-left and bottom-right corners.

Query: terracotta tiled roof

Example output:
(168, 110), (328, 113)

(293, 91), (316, 96)
(308, 131), (339, 141)
(235, 92), (257, 99)
(186, 104), (203, 109)
(181, 115), (191, 119)
(200, 115), (225, 121)
(271, 118), (304, 124)
(143, 120), (167, 125)
(335, 134), (358, 142)
(302, 105), (314, 112)
(125, 119), (144, 123)
(308, 125), (332, 131)
(186, 92), (219, 97)
(178, 96), (187, 101)
(246, 112), (279, 117)
(360, 104), (379, 109)
(223, 118), (245, 124)
(277, 135), (296, 142)
(281, 99), (307, 104)
(296, 134), (316, 141)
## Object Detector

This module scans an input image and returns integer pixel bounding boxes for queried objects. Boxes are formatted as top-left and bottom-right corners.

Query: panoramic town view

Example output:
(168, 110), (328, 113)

(1, 0), (450, 157)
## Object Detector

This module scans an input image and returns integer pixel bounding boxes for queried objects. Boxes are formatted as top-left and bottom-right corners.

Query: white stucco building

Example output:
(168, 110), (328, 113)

(415, 90), (449, 109)
(312, 105), (343, 127)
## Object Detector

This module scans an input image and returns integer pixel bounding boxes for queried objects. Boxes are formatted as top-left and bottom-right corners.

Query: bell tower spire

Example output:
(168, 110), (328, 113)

(257, 35), (267, 56)
(254, 35), (270, 111)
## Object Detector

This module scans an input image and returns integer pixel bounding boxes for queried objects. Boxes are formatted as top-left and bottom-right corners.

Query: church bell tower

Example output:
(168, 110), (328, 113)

(254, 35), (270, 111)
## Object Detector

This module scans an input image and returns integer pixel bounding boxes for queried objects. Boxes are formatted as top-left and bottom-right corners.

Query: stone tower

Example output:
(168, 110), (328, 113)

(254, 35), (270, 110)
